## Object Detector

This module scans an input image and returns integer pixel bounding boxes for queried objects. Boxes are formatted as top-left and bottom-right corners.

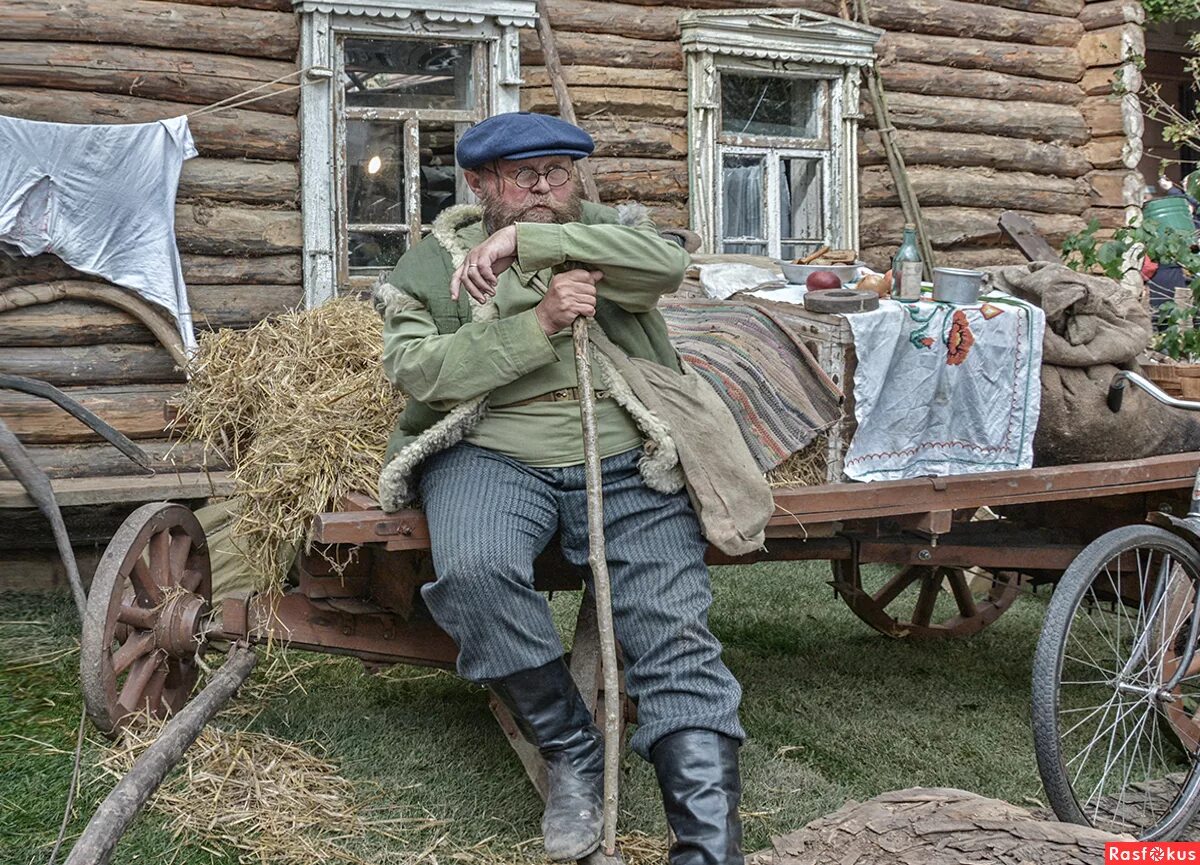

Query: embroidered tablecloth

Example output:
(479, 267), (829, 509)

(842, 293), (1045, 481)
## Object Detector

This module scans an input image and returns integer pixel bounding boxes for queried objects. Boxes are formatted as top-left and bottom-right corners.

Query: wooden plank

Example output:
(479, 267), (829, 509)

(0, 470), (234, 508)
(998, 210), (1065, 262)
(520, 29), (681, 70)
(867, 92), (1089, 144)
(182, 255), (302, 285)
(870, 0), (1083, 47)
(2, 0), (298, 61)
(860, 206), (1084, 250)
(521, 84), (687, 118)
(861, 165), (1090, 214)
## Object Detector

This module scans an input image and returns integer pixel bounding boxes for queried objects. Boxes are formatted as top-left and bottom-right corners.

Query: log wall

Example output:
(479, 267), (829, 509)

(0, 0), (301, 484)
(0, 0), (1141, 496)
(520, 0), (1131, 271)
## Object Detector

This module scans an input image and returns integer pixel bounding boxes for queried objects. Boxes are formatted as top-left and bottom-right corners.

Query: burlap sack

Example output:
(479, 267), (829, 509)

(986, 262), (1200, 465)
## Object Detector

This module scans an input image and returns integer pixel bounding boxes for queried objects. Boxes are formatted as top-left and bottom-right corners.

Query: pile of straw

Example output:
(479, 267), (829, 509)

(765, 436), (828, 488)
(172, 298), (406, 586)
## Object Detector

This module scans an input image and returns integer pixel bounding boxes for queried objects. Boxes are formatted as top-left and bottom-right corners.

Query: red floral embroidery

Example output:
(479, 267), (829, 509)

(946, 310), (974, 366)
(919, 337), (934, 348)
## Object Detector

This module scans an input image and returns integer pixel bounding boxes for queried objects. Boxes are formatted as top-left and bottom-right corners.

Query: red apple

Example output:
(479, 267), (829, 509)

(805, 270), (842, 291)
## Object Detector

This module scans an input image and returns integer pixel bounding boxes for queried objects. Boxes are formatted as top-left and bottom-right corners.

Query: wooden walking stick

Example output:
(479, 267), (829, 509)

(572, 317), (622, 859)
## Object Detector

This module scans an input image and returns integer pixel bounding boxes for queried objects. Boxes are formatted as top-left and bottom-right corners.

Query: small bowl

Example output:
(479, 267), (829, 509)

(931, 267), (984, 304)
(780, 261), (864, 285)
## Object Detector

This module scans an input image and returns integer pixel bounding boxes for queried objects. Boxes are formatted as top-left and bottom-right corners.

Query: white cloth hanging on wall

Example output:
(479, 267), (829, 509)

(0, 114), (199, 351)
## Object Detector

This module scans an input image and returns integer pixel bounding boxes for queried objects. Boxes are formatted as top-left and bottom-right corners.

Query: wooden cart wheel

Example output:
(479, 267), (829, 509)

(830, 560), (1021, 639)
(81, 502), (212, 736)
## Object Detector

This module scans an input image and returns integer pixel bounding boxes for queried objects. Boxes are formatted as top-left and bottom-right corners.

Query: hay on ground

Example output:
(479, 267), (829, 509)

(171, 297), (406, 589)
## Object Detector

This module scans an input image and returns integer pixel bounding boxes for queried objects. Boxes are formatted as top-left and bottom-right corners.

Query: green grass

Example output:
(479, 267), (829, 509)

(0, 561), (1052, 864)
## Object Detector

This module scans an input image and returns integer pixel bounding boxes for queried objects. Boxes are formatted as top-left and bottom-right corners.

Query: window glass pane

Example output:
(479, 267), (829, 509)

(780, 157), (824, 249)
(343, 38), (474, 110)
(721, 75), (823, 139)
(349, 231), (406, 269)
(420, 122), (458, 225)
(722, 241), (768, 255)
(722, 153), (764, 245)
(346, 120), (405, 225)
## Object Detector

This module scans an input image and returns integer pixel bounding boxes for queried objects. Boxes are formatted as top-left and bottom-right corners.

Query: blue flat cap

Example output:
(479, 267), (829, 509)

(456, 112), (594, 169)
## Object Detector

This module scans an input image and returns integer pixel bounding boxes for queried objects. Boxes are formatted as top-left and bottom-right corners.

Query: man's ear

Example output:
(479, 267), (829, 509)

(464, 169), (486, 198)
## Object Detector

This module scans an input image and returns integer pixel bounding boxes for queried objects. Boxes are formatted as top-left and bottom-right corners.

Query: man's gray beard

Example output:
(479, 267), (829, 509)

(481, 182), (583, 231)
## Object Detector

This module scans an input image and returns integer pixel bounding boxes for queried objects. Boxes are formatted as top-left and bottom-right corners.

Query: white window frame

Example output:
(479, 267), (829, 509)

(295, 0), (537, 305)
(681, 8), (882, 258)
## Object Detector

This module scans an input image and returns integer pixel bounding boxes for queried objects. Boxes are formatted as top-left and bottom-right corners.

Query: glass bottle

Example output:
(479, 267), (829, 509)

(893, 224), (923, 302)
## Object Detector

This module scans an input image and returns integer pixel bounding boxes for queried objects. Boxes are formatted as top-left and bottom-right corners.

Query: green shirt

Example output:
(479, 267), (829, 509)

(381, 206), (690, 467)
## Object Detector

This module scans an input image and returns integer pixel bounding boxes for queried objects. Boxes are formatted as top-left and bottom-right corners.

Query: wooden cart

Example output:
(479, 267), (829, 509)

(76, 451), (1200, 746)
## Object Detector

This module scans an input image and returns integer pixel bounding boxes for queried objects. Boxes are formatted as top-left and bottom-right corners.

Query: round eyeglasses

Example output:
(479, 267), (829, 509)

(502, 166), (572, 190)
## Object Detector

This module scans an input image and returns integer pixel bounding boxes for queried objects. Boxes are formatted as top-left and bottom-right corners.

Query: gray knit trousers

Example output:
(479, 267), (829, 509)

(417, 443), (745, 759)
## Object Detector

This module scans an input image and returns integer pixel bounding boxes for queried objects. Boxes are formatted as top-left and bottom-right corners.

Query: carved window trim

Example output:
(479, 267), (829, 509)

(682, 8), (882, 258)
(295, 0), (537, 305)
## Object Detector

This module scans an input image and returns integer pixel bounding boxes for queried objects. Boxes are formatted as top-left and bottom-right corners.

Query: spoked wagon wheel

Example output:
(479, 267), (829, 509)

(81, 502), (212, 736)
(1032, 525), (1200, 840)
(830, 559), (1021, 639)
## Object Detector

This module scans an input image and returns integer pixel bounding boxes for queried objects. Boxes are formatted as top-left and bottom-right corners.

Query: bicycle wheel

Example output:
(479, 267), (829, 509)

(1032, 525), (1200, 840)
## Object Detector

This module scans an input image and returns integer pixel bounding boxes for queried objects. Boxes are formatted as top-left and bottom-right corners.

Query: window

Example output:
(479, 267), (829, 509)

(681, 9), (882, 259)
(296, 0), (537, 305)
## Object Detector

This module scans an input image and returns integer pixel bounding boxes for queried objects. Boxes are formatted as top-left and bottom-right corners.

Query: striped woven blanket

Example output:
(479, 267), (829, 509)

(660, 299), (842, 472)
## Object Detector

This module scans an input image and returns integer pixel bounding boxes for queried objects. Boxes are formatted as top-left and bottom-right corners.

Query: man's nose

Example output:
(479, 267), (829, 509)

(530, 174), (552, 193)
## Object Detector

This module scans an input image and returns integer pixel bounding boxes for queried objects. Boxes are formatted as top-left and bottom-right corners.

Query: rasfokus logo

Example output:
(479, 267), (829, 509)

(1106, 843), (1200, 861)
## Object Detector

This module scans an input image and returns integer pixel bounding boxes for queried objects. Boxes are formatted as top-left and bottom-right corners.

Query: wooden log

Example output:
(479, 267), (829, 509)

(861, 244), (1030, 271)
(142, 0), (292, 13)
(1081, 65), (1121, 96)
(0, 286), (301, 345)
(578, 0), (837, 12)
(174, 203), (302, 255)
(0, 384), (178, 444)
(860, 166), (1091, 213)
(585, 118), (687, 159)
(860, 129), (1091, 177)
(1078, 24), (1141, 68)
(0, 254), (102, 290)
(866, 91), (1089, 145)
(181, 254), (302, 284)
(879, 61), (1083, 106)
(522, 85), (687, 118)
(0, 88), (297, 161)
(0, 345), (184, 386)
(1087, 169), (1141, 207)
(860, 206), (1085, 249)
(0, 42), (298, 115)
(869, 0), (1082, 48)
(522, 65), (685, 91)
(0, 547), (105, 592)
(542, 0), (684, 41)
(1082, 95), (1125, 137)
(644, 203), (689, 229)
(0, 440), (222, 481)
(178, 158), (299, 206)
(1082, 135), (1129, 169)
(971, 0), (1082, 15)
(881, 32), (1084, 82)
(1081, 206), (1129, 229)
(3, 0), (297, 61)
(589, 157), (688, 204)
(520, 30), (682, 70)
(1079, 0), (1143, 30)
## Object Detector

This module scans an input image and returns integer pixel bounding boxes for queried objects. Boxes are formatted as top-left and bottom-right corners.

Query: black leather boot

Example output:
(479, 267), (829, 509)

(489, 657), (604, 861)
(650, 730), (743, 865)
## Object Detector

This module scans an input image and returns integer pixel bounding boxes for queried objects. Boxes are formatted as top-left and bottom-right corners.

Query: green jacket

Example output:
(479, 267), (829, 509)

(374, 201), (691, 510)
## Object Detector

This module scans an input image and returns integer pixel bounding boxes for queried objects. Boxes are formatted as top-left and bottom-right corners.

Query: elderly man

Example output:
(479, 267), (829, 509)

(374, 112), (753, 865)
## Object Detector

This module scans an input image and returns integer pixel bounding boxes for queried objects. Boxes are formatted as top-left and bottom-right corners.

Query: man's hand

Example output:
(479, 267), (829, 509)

(451, 225), (518, 303)
(535, 269), (603, 335)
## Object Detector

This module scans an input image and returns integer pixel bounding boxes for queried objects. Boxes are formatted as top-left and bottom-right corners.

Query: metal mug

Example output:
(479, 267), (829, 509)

(931, 267), (984, 304)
